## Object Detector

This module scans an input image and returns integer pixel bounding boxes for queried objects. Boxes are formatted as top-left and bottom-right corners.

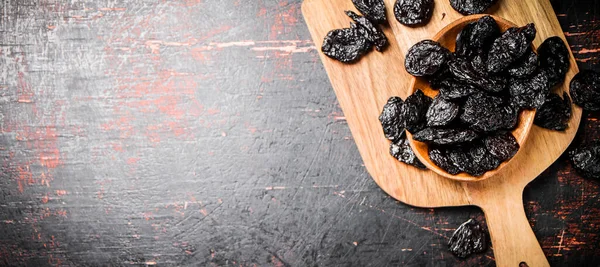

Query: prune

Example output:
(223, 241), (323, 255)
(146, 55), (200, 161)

(379, 96), (405, 141)
(539, 37), (570, 88)
(405, 40), (451, 77)
(448, 58), (506, 93)
(401, 89), (433, 133)
(426, 95), (460, 127)
(520, 23), (536, 43)
(501, 104), (519, 130)
(448, 219), (488, 258)
(569, 142), (600, 181)
(534, 92), (572, 131)
(509, 69), (549, 109)
(352, 0), (387, 24)
(438, 79), (479, 100)
(461, 93), (515, 132)
(429, 147), (461, 175)
(487, 28), (530, 73)
(346, 11), (388, 52)
(427, 65), (452, 89)
(483, 132), (519, 162)
(455, 15), (500, 58)
(322, 26), (371, 63)
(507, 49), (538, 78)
(466, 142), (501, 176)
(413, 128), (479, 145)
(449, 0), (498, 15)
(390, 136), (427, 169)
(570, 70), (600, 111)
(394, 0), (434, 26)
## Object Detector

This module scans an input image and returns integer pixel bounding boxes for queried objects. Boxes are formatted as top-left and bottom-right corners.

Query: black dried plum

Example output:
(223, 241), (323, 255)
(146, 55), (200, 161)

(379, 96), (405, 141)
(427, 65), (452, 89)
(426, 95), (460, 127)
(520, 23), (536, 43)
(570, 70), (600, 111)
(413, 128), (479, 145)
(507, 49), (538, 78)
(483, 132), (519, 162)
(322, 26), (371, 63)
(448, 219), (488, 258)
(405, 40), (451, 77)
(346, 11), (388, 52)
(466, 142), (501, 176)
(461, 93), (514, 132)
(539, 36), (570, 88)
(429, 147), (461, 175)
(394, 0), (434, 26)
(448, 58), (506, 93)
(569, 142), (600, 181)
(449, 0), (498, 15)
(390, 137), (427, 169)
(438, 79), (479, 100)
(352, 0), (387, 24)
(487, 28), (529, 73)
(455, 15), (500, 58)
(447, 146), (470, 173)
(401, 89), (433, 133)
(534, 92), (572, 131)
(509, 69), (549, 109)
(500, 104), (519, 130)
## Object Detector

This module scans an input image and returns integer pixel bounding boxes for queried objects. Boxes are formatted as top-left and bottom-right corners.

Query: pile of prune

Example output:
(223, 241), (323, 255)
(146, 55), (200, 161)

(448, 219), (488, 258)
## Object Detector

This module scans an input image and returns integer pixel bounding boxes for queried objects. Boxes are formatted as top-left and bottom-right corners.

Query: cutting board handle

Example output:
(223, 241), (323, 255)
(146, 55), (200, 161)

(479, 191), (550, 267)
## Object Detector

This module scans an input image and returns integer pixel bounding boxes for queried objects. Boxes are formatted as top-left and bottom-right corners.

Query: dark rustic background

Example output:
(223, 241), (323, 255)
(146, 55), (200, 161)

(0, 0), (598, 266)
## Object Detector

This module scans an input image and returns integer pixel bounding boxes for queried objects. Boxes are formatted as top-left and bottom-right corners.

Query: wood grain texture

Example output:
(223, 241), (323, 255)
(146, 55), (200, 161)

(302, 0), (582, 266)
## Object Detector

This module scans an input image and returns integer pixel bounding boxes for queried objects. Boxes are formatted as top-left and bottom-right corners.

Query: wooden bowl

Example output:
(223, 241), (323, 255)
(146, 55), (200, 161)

(407, 14), (536, 182)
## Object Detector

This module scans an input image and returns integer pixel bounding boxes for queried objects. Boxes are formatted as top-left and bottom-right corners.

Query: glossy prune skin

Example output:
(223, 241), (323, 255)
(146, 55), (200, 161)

(429, 147), (461, 175)
(569, 142), (600, 181)
(570, 70), (600, 111)
(461, 93), (515, 132)
(346, 11), (388, 52)
(413, 128), (479, 145)
(539, 37), (570, 88)
(394, 0), (434, 26)
(466, 142), (501, 176)
(405, 40), (451, 77)
(390, 136), (427, 169)
(450, 0), (498, 16)
(426, 95), (460, 127)
(483, 131), (519, 162)
(401, 89), (433, 133)
(438, 79), (479, 100)
(534, 92), (572, 131)
(321, 26), (371, 63)
(448, 219), (488, 258)
(455, 15), (500, 58)
(448, 58), (506, 93)
(352, 0), (387, 24)
(487, 27), (530, 73)
(507, 49), (538, 78)
(379, 97), (405, 141)
(509, 69), (549, 109)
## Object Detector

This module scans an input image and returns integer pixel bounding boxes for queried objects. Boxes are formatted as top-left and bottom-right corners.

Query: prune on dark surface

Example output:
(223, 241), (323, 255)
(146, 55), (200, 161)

(455, 15), (500, 58)
(507, 49), (538, 78)
(466, 142), (501, 176)
(405, 40), (451, 77)
(449, 0), (498, 15)
(379, 96), (405, 141)
(438, 79), (479, 100)
(461, 93), (515, 132)
(487, 28), (530, 73)
(394, 0), (434, 26)
(346, 11), (388, 52)
(413, 128), (479, 145)
(322, 26), (371, 63)
(534, 92), (572, 131)
(426, 95), (460, 127)
(448, 58), (506, 93)
(539, 36), (570, 88)
(429, 147), (461, 175)
(570, 70), (600, 111)
(569, 141), (600, 181)
(401, 89), (433, 133)
(390, 136), (427, 169)
(483, 131), (519, 162)
(352, 0), (387, 24)
(509, 69), (549, 109)
(448, 219), (488, 258)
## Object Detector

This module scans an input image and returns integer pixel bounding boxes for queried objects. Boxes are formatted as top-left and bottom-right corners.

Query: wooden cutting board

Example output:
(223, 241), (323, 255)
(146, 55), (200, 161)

(302, 0), (582, 266)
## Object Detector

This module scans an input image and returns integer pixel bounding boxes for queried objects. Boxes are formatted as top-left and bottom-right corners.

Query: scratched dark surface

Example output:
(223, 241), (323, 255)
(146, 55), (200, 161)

(0, 0), (598, 266)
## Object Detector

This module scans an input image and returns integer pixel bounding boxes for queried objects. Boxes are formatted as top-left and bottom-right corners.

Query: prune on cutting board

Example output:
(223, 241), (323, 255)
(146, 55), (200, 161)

(379, 96), (405, 141)
(352, 0), (387, 24)
(450, 0), (498, 15)
(487, 27), (530, 73)
(539, 36), (570, 88)
(507, 48), (538, 78)
(426, 95), (460, 127)
(448, 58), (506, 93)
(448, 219), (488, 258)
(429, 147), (461, 175)
(520, 23), (537, 43)
(405, 40), (451, 77)
(455, 15), (500, 58)
(390, 136), (427, 169)
(534, 92), (572, 131)
(483, 131), (519, 162)
(466, 142), (501, 176)
(509, 69), (549, 109)
(394, 0), (434, 26)
(461, 93), (516, 132)
(413, 128), (479, 145)
(438, 79), (479, 100)
(346, 11), (388, 52)
(401, 89), (433, 133)
(322, 26), (371, 63)
(569, 141), (600, 181)
(570, 70), (600, 111)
